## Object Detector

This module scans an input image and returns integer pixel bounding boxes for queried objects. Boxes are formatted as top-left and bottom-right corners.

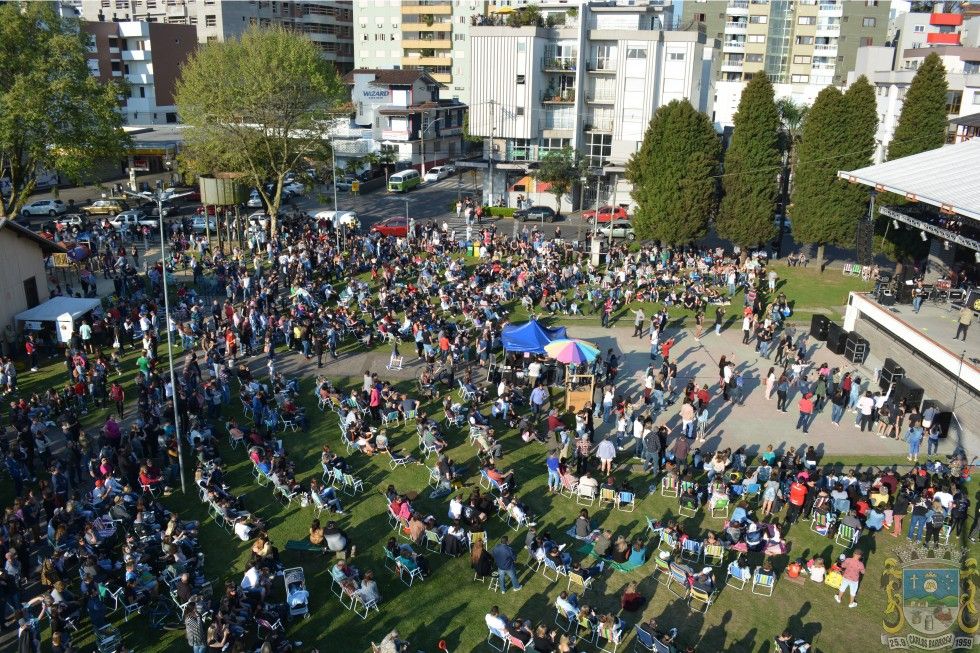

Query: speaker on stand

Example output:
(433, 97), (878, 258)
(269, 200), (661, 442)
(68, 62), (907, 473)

(844, 332), (868, 364)
(892, 377), (924, 411)
(810, 314), (829, 341)
(879, 357), (904, 391)
(826, 322), (847, 355)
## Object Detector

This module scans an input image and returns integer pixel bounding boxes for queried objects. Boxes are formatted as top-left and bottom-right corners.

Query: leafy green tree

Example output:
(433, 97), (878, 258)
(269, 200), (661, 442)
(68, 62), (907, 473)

(717, 73), (780, 247)
(175, 27), (344, 235)
(887, 52), (949, 161)
(837, 76), (879, 228)
(790, 86), (858, 269)
(0, 2), (128, 218)
(533, 146), (585, 215)
(626, 100), (720, 244)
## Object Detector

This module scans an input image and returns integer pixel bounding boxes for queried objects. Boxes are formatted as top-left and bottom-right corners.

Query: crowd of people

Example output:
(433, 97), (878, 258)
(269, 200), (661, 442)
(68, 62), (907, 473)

(0, 205), (975, 653)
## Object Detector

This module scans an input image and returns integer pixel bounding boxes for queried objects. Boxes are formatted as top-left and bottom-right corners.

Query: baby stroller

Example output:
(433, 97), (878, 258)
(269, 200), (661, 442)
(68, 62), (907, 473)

(283, 567), (310, 620)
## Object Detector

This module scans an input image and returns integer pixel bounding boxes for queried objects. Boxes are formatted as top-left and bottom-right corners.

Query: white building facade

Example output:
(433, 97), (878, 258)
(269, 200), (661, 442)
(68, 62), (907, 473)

(466, 2), (714, 210)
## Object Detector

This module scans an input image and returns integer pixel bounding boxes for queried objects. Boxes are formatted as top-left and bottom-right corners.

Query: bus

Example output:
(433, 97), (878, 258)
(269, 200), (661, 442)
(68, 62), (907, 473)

(387, 169), (421, 193)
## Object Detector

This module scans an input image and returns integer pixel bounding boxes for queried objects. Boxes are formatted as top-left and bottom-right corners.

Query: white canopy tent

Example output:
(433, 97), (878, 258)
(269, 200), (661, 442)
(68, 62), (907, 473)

(15, 296), (102, 343)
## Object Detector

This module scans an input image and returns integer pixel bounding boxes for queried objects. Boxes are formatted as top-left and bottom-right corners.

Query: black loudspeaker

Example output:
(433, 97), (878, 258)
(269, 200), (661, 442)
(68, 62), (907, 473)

(880, 357), (905, 391)
(879, 292), (896, 306)
(844, 332), (868, 364)
(810, 314), (829, 341)
(826, 322), (847, 355)
(487, 365), (502, 385)
(892, 377), (924, 410)
(920, 399), (953, 438)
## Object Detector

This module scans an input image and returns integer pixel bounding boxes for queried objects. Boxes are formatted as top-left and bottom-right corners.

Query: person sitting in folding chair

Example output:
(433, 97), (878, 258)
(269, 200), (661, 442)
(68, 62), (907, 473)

(310, 479), (344, 514)
(691, 567), (716, 594)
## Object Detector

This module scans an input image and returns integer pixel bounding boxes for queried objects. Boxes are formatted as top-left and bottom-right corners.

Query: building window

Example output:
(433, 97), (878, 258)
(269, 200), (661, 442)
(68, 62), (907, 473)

(793, 55), (811, 64)
(913, 25), (925, 33)
(361, 34), (368, 41)
(206, 36), (218, 43)
(516, 107), (524, 116)
(668, 52), (685, 61)
(454, 34), (465, 41)
(586, 133), (612, 166)
(746, 53), (763, 63)
(947, 90), (962, 114)
(749, 16), (768, 24)
(748, 34), (765, 43)
(626, 47), (646, 59)
(860, 37), (873, 46)
(862, 17), (876, 28)
(791, 74), (810, 83)
(796, 36), (814, 45)
(538, 138), (569, 155)
(798, 16), (816, 25)
(516, 74), (525, 84)
(205, 14), (216, 27)
(518, 42), (526, 53)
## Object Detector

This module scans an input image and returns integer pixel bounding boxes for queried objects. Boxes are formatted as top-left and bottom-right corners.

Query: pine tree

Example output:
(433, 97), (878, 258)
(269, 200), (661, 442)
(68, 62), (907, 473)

(716, 73), (780, 247)
(626, 100), (720, 244)
(887, 52), (949, 161)
(837, 76), (879, 228)
(790, 86), (849, 269)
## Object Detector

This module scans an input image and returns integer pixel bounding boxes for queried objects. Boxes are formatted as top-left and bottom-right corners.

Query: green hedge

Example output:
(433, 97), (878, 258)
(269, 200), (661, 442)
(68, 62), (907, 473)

(483, 206), (516, 217)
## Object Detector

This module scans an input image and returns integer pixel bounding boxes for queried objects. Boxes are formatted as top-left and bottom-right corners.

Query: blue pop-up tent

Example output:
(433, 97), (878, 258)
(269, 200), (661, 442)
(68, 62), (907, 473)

(501, 319), (568, 354)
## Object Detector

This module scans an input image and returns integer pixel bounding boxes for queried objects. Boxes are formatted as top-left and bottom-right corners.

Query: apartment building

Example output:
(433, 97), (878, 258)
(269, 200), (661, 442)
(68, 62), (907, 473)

(353, 0), (487, 105)
(682, 0), (890, 128)
(75, 0), (354, 71)
(340, 69), (467, 171)
(82, 20), (197, 125)
(849, 31), (980, 161)
(466, 1), (714, 210)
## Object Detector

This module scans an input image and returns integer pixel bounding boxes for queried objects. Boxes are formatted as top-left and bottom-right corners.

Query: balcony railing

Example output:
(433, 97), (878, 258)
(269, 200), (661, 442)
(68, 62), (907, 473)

(814, 43), (838, 53)
(587, 61), (616, 73)
(541, 89), (576, 104)
(723, 41), (746, 49)
(728, 0), (749, 9)
(585, 119), (613, 132)
(725, 21), (748, 32)
(586, 93), (615, 104)
(819, 3), (843, 13)
(542, 58), (577, 72)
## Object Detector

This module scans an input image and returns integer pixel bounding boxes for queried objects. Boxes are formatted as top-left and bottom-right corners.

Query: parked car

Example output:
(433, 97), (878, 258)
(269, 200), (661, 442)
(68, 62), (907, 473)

(334, 175), (356, 191)
(247, 211), (271, 229)
(136, 201), (175, 218)
(370, 216), (409, 238)
(283, 181), (306, 196)
(247, 190), (264, 208)
(583, 205), (629, 224)
(20, 199), (68, 217)
(596, 217), (635, 241)
(82, 199), (129, 216)
(109, 210), (156, 229)
(192, 216), (217, 233)
(56, 214), (91, 230)
(514, 205), (558, 223)
(423, 166), (451, 183)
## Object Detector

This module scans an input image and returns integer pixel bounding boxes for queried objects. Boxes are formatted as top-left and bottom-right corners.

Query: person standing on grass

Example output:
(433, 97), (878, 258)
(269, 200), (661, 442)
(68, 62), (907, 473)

(491, 535), (522, 594)
(184, 603), (206, 653)
(633, 308), (645, 337)
(835, 549), (865, 608)
(714, 306), (725, 336)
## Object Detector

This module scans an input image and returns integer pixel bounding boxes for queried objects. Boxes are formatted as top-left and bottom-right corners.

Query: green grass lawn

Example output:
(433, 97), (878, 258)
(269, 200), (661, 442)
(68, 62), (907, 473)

(19, 361), (973, 653)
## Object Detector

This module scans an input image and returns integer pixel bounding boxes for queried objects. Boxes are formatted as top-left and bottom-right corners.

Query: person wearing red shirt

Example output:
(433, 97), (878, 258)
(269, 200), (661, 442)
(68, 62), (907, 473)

(835, 550), (866, 608)
(796, 393), (815, 433)
(787, 476), (808, 523)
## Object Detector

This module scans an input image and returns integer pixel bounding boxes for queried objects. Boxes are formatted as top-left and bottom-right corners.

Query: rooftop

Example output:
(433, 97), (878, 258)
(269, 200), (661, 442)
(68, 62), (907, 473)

(343, 69), (445, 88)
(838, 138), (980, 221)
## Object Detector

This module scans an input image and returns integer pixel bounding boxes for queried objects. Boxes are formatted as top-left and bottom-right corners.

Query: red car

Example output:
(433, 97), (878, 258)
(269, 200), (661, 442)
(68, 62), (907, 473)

(371, 216), (409, 237)
(583, 205), (629, 224)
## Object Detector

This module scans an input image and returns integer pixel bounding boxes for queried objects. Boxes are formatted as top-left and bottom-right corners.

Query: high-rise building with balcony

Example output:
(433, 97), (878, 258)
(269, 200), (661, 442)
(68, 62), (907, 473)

(465, 1), (715, 210)
(353, 1), (487, 105)
(75, 1), (354, 72)
(682, 0), (890, 129)
(82, 20), (197, 125)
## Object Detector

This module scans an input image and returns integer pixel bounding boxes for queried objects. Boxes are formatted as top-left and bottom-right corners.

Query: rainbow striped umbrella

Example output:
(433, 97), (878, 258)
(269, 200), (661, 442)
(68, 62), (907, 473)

(544, 338), (600, 364)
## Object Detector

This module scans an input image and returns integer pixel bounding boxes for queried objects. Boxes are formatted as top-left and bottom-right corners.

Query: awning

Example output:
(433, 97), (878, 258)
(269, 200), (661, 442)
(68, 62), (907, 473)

(837, 138), (980, 220)
(15, 296), (102, 324)
(509, 175), (553, 193)
(502, 319), (568, 354)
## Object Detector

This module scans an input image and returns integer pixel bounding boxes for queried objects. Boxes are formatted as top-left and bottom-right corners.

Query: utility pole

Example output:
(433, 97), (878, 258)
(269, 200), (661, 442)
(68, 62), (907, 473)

(419, 110), (428, 178)
(607, 172), (617, 251)
(487, 100), (497, 207)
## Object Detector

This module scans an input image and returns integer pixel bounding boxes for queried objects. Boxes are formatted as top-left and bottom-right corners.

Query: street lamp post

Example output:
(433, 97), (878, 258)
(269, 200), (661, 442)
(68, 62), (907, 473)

(123, 182), (189, 494)
(330, 141), (340, 248)
(607, 172), (618, 251)
(420, 112), (446, 180)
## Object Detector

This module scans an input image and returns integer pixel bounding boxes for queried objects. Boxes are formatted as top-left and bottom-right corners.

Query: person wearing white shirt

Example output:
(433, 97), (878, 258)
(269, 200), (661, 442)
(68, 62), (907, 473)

(449, 496), (463, 520)
(855, 392), (875, 432)
(485, 606), (508, 634)
(933, 489), (954, 513)
(241, 565), (261, 593)
(527, 361), (542, 385)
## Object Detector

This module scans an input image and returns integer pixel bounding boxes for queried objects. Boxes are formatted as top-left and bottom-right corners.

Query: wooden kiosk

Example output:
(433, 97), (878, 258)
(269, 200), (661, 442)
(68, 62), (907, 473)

(565, 373), (595, 412)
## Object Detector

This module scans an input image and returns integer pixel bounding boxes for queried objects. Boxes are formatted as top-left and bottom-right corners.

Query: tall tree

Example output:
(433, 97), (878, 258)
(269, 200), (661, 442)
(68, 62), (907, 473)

(626, 100), (720, 244)
(717, 73), (780, 247)
(0, 2), (128, 218)
(790, 86), (851, 269)
(837, 76), (879, 226)
(533, 146), (585, 215)
(176, 27), (344, 235)
(887, 52), (949, 161)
